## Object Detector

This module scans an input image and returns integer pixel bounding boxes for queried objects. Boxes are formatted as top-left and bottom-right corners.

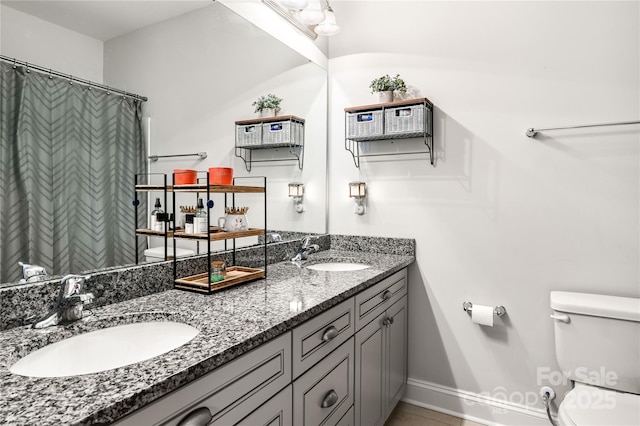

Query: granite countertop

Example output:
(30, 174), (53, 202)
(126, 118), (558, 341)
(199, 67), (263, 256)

(0, 249), (414, 425)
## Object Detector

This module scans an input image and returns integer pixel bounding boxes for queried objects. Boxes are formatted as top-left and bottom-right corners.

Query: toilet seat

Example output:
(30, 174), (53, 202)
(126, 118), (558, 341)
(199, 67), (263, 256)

(558, 384), (640, 426)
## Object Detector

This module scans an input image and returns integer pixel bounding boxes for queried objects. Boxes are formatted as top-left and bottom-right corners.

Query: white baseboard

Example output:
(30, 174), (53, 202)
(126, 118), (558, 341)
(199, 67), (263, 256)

(403, 377), (553, 426)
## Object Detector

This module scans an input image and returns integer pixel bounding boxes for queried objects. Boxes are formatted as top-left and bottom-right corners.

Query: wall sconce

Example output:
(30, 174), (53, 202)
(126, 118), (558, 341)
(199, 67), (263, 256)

(288, 182), (305, 213)
(349, 181), (366, 215)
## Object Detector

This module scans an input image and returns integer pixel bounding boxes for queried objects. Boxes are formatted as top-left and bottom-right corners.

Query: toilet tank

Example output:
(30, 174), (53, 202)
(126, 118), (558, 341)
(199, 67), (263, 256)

(550, 291), (640, 395)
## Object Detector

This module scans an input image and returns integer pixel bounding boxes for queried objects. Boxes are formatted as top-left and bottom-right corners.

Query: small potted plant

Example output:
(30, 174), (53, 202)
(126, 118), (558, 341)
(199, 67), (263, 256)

(369, 74), (407, 103)
(252, 93), (283, 117)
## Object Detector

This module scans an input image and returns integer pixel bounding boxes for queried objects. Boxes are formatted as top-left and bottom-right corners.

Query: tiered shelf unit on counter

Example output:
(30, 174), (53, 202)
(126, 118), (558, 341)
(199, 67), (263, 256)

(235, 115), (305, 171)
(134, 174), (267, 294)
(134, 173), (172, 264)
(344, 97), (434, 167)
(171, 177), (267, 294)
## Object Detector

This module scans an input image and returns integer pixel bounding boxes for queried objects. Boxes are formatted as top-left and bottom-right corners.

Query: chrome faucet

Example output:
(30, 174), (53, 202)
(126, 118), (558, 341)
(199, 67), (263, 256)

(18, 261), (48, 284)
(33, 274), (94, 329)
(291, 236), (320, 262)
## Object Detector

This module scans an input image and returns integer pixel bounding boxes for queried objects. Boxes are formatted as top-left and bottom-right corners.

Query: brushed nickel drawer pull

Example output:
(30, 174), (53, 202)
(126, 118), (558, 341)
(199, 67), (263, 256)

(321, 389), (339, 408)
(381, 290), (392, 300)
(177, 407), (212, 426)
(383, 316), (394, 327)
(322, 325), (339, 342)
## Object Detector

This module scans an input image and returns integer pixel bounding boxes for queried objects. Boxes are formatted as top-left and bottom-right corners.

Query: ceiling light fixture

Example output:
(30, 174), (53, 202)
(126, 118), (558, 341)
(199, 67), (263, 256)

(299, 0), (325, 26)
(314, 2), (340, 36)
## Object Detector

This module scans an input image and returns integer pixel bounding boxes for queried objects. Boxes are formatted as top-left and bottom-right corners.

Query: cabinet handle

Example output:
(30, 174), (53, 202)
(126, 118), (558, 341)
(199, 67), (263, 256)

(381, 290), (392, 300)
(322, 325), (339, 342)
(383, 316), (394, 327)
(177, 407), (213, 426)
(321, 389), (339, 408)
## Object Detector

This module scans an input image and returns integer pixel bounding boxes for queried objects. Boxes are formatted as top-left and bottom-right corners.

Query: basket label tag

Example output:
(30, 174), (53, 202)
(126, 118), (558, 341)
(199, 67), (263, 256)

(395, 108), (412, 117)
(270, 123), (283, 131)
(244, 125), (256, 133)
(357, 113), (374, 122)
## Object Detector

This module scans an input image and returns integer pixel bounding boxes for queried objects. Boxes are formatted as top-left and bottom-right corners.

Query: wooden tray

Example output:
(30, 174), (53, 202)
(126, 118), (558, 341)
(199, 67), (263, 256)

(174, 266), (265, 294)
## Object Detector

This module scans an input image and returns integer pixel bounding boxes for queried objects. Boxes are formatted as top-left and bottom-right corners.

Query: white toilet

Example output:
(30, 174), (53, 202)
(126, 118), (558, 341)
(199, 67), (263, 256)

(550, 291), (640, 426)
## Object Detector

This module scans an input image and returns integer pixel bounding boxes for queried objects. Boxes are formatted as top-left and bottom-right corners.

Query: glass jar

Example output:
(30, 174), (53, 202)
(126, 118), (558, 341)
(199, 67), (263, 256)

(210, 260), (226, 283)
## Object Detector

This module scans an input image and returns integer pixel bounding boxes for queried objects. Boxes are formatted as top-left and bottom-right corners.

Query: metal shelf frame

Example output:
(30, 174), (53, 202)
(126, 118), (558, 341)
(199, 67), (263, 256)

(235, 116), (305, 171)
(344, 98), (434, 168)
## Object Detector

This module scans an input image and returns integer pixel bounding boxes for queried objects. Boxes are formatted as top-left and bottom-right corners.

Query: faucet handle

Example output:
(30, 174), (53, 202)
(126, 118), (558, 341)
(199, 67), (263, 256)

(60, 274), (92, 298)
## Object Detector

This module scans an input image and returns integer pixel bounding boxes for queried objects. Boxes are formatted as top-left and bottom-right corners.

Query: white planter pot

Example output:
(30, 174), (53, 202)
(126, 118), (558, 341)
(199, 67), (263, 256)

(259, 108), (277, 118)
(378, 91), (394, 103)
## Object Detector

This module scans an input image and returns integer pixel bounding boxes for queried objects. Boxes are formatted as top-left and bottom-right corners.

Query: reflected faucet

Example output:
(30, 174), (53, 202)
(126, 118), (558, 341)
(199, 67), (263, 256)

(33, 274), (94, 329)
(18, 261), (48, 284)
(291, 236), (320, 262)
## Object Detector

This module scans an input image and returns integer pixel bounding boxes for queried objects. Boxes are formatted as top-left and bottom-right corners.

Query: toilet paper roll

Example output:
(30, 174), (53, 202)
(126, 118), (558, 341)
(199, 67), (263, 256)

(472, 304), (494, 327)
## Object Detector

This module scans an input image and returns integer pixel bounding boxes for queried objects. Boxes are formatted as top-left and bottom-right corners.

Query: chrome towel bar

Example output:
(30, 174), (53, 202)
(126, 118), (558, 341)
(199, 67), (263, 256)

(148, 152), (207, 162)
(462, 301), (506, 317)
(526, 120), (640, 138)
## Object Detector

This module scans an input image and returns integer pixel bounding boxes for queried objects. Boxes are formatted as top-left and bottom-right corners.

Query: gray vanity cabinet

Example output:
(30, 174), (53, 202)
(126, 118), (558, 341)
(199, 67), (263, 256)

(114, 268), (408, 426)
(354, 270), (408, 426)
(114, 332), (291, 426)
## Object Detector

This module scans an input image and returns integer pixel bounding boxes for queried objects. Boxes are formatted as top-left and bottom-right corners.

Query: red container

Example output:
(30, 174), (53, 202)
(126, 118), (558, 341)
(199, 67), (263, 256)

(174, 169), (197, 185)
(209, 167), (233, 185)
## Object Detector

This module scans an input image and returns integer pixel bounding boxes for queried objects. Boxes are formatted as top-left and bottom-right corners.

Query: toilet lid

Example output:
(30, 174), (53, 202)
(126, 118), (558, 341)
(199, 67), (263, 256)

(559, 384), (640, 426)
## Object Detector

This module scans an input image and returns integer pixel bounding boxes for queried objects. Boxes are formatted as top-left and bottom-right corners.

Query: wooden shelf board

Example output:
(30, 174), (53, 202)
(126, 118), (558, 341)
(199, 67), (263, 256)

(344, 97), (433, 112)
(135, 184), (264, 193)
(175, 266), (265, 293)
(173, 228), (264, 241)
(173, 184), (265, 193)
(135, 228), (174, 237)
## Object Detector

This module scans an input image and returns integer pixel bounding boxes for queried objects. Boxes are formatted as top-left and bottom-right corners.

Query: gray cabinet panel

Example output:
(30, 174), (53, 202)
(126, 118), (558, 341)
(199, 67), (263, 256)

(386, 296), (408, 414)
(293, 298), (355, 379)
(354, 313), (385, 426)
(355, 269), (407, 331)
(293, 338), (354, 426)
(214, 384), (292, 426)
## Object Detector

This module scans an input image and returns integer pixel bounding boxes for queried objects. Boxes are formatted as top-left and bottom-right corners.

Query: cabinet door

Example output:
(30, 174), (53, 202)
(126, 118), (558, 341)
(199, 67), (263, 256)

(386, 296), (408, 415)
(354, 312), (385, 426)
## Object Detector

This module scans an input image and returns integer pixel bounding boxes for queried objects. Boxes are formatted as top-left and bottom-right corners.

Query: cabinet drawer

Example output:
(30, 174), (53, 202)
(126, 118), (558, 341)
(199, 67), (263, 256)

(212, 384), (292, 426)
(115, 332), (291, 426)
(292, 298), (355, 379)
(355, 269), (407, 330)
(293, 338), (354, 426)
(335, 405), (354, 426)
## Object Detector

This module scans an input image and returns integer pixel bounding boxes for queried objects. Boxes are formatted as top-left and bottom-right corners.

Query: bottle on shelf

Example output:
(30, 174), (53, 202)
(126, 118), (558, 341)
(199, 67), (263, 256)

(194, 198), (208, 234)
(150, 198), (164, 231)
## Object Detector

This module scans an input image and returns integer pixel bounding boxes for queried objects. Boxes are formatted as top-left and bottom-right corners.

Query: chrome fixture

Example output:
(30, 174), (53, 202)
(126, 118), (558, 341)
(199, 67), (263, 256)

(349, 181), (367, 215)
(291, 236), (320, 262)
(288, 182), (305, 213)
(462, 301), (507, 317)
(266, 232), (283, 243)
(18, 261), (47, 284)
(263, 0), (340, 39)
(33, 274), (94, 329)
(525, 120), (640, 138)
(148, 152), (207, 162)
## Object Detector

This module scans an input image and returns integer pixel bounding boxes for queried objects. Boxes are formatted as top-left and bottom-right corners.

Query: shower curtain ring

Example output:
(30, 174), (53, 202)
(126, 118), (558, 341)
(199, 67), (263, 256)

(69, 75), (73, 85)
(48, 69), (53, 79)
(12, 58), (17, 69)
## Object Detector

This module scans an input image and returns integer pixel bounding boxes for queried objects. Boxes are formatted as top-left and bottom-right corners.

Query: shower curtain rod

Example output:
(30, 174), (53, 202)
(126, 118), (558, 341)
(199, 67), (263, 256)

(0, 55), (148, 102)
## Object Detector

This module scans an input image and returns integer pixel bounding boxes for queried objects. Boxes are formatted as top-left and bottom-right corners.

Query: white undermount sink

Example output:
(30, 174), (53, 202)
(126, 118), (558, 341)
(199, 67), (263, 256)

(306, 262), (370, 272)
(10, 321), (199, 377)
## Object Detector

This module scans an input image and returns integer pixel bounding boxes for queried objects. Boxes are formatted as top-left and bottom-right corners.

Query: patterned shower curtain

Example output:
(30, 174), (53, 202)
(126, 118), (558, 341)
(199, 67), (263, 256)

(0, 61), (147, 283)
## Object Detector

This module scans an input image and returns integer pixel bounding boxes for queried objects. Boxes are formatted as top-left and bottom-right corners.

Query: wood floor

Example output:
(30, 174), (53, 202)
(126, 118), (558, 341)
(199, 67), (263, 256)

(385, 402), (487, 426)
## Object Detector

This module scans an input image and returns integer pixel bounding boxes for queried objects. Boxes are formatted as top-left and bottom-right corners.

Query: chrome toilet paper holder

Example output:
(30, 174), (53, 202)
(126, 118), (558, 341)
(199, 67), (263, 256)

(462, 301), (506, 317)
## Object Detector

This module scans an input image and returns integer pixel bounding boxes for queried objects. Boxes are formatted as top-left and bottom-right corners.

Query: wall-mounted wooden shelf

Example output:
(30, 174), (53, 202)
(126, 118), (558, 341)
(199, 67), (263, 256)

(344, 98), (434, 167)
(235, 115), (305, 171)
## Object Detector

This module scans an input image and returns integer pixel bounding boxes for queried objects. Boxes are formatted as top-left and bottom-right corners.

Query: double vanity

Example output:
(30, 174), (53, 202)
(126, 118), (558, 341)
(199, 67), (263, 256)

(0, 236), (414, 425)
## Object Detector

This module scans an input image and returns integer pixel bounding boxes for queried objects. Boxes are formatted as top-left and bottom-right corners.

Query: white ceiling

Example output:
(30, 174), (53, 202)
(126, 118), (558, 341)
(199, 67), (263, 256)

(1, 0), (212, 41)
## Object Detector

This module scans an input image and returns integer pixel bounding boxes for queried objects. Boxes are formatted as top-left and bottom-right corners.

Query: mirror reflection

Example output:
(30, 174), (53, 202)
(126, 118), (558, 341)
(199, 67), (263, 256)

(0, 1), (328, 286)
